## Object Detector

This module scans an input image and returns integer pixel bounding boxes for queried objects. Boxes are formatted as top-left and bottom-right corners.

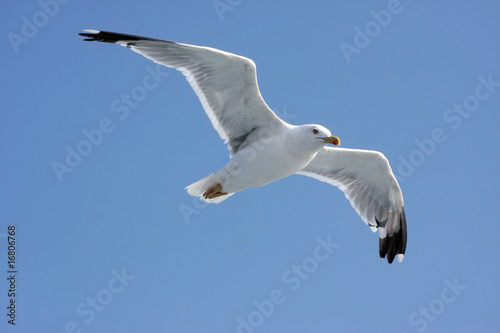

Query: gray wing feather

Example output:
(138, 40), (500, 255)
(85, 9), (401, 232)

(297, 147), (407, 263)
(80, 29), (286, 155)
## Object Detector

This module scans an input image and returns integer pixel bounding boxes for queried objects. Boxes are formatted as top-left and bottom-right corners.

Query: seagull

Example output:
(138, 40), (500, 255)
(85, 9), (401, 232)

(79, 29), (407, 263)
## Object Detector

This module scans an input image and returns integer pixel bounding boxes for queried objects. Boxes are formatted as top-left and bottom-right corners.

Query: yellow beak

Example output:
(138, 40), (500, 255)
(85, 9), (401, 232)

(321, 135), (340, 146)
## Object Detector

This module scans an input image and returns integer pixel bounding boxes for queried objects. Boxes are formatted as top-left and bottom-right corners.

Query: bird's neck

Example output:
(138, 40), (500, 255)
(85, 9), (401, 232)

(285, 127), (324, 161)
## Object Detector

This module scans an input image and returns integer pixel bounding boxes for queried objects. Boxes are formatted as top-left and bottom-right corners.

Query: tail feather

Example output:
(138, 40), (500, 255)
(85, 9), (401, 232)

(185, 172), (233, 204)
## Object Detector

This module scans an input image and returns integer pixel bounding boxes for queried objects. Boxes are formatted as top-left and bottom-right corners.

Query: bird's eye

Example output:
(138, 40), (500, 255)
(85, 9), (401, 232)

(313, 129), (319, 134)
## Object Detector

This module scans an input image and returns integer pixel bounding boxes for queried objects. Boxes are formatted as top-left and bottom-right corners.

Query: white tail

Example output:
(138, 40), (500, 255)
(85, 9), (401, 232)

(185, 172), (234, 204)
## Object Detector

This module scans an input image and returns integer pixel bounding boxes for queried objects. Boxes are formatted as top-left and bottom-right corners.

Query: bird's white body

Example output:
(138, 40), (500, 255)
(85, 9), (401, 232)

(209, 124), (327, 194)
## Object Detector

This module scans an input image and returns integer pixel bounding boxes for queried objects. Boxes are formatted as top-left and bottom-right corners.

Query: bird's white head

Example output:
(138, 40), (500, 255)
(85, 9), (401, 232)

(301, 124), (340, 147)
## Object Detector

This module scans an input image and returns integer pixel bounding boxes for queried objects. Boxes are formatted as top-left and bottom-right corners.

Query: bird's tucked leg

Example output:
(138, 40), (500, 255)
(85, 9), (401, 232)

(203, 183), (228, 199)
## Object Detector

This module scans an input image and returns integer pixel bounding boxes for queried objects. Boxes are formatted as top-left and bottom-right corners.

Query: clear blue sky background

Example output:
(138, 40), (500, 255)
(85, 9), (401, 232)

(1, 1), (499, 332)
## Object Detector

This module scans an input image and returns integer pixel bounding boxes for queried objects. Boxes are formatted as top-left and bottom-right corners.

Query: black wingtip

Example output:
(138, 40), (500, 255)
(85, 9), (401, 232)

(78, 29), (163, 44)
(379, 208), (407, 264)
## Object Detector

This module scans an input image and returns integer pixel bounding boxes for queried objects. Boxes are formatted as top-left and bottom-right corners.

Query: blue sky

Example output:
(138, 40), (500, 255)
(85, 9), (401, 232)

(1, 1), (500, 332)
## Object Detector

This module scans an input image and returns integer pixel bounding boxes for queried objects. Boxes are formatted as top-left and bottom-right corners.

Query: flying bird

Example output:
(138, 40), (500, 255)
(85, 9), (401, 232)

(79, 29), (407, 263)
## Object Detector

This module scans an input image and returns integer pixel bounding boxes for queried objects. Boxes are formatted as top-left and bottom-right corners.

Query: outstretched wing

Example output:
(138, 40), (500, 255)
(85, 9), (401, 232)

(297, 147), (407, 263)
(80, 29), (287, 155)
